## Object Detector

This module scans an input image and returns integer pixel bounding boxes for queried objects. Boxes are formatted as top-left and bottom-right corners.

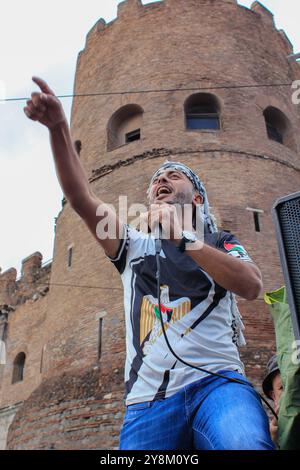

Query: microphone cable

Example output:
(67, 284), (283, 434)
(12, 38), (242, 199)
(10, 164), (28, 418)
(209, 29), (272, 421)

(154, 238), (278, 420)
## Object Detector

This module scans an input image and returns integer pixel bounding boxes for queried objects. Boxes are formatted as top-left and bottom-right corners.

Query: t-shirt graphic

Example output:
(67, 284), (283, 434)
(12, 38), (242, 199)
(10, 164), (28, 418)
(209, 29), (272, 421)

(108, 224), (252, 405)
(141, 285), (191, 356)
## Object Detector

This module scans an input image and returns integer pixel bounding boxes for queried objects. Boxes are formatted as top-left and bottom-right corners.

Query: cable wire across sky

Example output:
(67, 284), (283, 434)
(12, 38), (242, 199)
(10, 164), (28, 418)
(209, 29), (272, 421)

(0, 81), (296, 103)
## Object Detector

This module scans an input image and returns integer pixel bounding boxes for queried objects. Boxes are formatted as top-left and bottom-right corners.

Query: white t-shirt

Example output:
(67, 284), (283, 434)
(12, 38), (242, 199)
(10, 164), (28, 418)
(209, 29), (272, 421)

(109, 225), (252, 406)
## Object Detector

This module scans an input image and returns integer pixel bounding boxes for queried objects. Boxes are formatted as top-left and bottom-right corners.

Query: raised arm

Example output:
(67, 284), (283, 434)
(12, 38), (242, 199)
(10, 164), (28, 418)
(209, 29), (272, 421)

(24, 77), (122, 258)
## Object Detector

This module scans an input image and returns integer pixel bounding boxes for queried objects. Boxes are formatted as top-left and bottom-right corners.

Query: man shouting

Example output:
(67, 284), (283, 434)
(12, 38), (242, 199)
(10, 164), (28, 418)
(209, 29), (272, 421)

(24, 77), (275, 450)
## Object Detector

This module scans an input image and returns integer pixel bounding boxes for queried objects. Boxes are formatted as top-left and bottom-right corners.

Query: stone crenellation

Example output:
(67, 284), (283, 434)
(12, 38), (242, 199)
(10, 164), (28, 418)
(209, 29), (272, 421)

(82, 0), (294, 60)
(0, 253), (51, 308)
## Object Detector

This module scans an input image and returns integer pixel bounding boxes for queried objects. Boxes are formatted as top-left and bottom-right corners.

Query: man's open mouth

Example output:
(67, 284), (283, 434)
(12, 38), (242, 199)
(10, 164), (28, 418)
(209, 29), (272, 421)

(156, 186), (173, 197)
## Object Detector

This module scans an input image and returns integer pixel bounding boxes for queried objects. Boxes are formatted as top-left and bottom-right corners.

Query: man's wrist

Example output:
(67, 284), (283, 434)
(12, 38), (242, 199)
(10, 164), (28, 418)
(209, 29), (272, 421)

(186, 239), (204, 251)
(48, 119), (68, 133)
(177, 231), (203, 252)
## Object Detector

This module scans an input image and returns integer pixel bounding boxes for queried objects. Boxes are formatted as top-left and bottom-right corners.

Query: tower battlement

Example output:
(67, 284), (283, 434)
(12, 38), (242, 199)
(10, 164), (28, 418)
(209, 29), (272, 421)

(0, 253), (51, 308)
(81, 0), (294, 66)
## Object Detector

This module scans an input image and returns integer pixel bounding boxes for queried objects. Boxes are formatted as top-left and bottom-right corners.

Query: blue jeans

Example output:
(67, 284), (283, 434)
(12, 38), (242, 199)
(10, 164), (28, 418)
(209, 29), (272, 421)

(119, 371), (275, 450)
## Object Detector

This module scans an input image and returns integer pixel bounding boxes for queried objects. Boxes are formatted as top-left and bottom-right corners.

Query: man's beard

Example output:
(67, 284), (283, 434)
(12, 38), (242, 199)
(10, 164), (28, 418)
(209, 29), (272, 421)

(167, 191), (193, 206)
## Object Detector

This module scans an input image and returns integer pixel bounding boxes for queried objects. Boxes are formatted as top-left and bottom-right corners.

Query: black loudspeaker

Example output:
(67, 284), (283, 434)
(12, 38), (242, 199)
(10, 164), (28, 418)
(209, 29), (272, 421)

(272, 191), (300, 341)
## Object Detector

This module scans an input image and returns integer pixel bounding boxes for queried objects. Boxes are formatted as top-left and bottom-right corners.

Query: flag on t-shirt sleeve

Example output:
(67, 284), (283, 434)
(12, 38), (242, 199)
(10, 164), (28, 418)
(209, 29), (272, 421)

(217, 232), (253, 262)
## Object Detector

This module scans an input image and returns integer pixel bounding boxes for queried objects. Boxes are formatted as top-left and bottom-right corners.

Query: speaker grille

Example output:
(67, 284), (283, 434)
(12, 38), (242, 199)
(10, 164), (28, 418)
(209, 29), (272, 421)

(277, 196), (300, 328)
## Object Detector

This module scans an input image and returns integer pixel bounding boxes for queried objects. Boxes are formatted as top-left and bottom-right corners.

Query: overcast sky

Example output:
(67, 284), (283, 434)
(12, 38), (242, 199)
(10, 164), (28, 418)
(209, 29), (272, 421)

(0, 0), (299, 276)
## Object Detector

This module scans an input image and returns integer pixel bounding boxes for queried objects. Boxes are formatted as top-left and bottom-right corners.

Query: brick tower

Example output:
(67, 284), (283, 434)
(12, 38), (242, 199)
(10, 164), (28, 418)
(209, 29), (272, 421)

(1, 0), (299, 450)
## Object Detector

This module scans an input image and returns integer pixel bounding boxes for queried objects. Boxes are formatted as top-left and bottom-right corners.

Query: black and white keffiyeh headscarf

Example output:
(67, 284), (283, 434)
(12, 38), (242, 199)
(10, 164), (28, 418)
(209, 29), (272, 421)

(148, 160), (246, 347)
(148, 160), (218, 234)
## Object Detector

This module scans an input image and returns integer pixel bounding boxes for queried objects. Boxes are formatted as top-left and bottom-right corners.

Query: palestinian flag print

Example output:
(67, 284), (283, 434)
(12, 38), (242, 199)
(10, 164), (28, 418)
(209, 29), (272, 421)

(224, 242), (251, 261)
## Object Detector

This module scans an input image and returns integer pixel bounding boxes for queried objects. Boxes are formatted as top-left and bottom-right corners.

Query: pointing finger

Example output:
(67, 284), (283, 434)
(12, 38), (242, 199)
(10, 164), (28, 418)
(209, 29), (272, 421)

(32, 76), (55, 96)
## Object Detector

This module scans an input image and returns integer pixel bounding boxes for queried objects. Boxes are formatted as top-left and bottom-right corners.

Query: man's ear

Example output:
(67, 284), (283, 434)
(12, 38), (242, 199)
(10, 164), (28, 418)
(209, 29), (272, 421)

(193, 192), (203, 206)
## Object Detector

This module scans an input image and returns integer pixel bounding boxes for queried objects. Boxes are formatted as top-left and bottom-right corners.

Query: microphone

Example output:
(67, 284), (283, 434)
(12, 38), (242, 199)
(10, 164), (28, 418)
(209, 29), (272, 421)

(153, 222), (163, 254)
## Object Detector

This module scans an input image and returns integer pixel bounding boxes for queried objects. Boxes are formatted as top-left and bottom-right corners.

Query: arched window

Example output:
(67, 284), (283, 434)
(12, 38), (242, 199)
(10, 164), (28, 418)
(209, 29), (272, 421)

(12, 352), (26, 384)
(107, 104), (143, 151)
(185, 93), (220, 130)
(263, 106), (295, 151)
